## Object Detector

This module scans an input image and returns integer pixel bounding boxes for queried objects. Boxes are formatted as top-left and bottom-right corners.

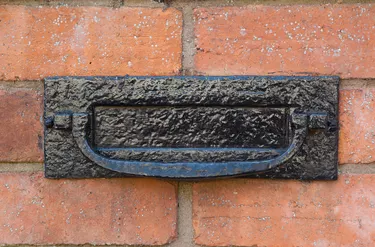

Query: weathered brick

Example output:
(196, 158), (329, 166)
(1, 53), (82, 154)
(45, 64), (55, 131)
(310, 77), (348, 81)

(0, 6), (182, 80)
(0, 87), (43, 162)
(339, 89), (375, 164)
(194, 5), (375, 78)
(193, 175), (375, 246)
(0, 172), (177, 245)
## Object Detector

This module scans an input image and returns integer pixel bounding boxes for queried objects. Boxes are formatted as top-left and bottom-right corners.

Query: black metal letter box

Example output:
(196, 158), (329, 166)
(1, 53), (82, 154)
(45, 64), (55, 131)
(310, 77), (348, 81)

(44, 76), (339, 180)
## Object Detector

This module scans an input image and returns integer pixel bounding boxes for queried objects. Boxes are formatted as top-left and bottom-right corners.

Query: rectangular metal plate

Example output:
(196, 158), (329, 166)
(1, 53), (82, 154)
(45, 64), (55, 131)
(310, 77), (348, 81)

(44, 76), (339, 180)
(94, 106), (287, 148)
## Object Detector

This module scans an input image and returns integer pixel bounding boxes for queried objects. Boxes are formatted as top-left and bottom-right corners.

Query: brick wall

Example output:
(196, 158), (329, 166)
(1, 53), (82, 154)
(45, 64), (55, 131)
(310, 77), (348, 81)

(0, 0), (374, 246)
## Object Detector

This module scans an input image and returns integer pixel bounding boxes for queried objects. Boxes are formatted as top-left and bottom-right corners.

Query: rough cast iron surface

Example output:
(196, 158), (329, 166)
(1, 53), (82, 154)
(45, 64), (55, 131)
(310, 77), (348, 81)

(44, 76), (339, 180)
(94, 107), (287, 148)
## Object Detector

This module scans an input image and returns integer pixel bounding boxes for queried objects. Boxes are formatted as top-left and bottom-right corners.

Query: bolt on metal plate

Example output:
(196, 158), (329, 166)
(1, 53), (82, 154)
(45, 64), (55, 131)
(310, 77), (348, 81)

(44, 76), (339, 180)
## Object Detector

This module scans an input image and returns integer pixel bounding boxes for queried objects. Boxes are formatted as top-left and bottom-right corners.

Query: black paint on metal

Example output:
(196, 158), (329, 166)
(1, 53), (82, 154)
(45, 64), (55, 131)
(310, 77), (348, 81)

(44, 76), (339, 180)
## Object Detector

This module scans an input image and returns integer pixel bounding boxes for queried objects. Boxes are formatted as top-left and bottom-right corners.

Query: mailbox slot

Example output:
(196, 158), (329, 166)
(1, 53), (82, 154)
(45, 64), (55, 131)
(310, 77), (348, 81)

(44, 76), (339, 180)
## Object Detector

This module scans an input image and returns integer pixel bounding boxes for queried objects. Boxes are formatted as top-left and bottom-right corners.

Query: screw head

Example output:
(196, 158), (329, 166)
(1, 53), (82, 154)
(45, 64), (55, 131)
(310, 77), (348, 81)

(44, 116), (54, 128)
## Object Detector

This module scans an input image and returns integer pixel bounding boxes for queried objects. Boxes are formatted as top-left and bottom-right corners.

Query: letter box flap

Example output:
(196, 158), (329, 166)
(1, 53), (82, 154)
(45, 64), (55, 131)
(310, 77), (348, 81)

(44, 76), (339, 180)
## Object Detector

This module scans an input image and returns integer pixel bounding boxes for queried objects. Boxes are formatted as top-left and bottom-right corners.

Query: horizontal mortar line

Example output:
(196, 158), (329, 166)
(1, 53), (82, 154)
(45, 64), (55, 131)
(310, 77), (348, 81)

(0, 0), (160, 7)
(159, 0), (375, 7)
(340, 163), (375, 166)
(339, 164), (375, 174)
(199, 215), (361, 223)
(1, 0), (375, 8)
(340, 79), (375, 89)
(0, 163), (43, 173)
(0, 242), (193, 247)
(0, 242), (194, 247)
(0, 81), (43, 90)
(0, 161), (43, 164)
(1, 245), (170, 247)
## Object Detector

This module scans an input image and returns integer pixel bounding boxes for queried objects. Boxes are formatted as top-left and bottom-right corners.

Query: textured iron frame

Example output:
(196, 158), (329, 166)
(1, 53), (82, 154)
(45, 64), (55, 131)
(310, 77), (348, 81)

(44, 76), (339, 180)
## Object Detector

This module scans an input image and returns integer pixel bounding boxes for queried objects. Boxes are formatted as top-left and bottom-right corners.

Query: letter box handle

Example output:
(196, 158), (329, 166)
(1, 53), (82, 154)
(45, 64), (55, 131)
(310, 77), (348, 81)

(70, 112), (308, 179)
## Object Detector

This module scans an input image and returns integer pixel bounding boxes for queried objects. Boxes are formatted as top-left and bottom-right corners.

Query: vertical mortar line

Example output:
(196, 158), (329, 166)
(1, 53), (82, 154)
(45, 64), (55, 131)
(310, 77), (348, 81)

(169, 181), (199, 247)
(181, 3), (196, 76)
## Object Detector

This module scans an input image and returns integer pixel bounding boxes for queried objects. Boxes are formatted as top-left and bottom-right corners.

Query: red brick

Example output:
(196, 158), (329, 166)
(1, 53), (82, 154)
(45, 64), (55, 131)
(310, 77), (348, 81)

(339, 89), (375, 164)
(194, 5), (375, 78)
(0, 87), (43, 162)
(193, 175), (375, 246)
(0, 172), (177, 245)
(0, 6), (182, 80)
